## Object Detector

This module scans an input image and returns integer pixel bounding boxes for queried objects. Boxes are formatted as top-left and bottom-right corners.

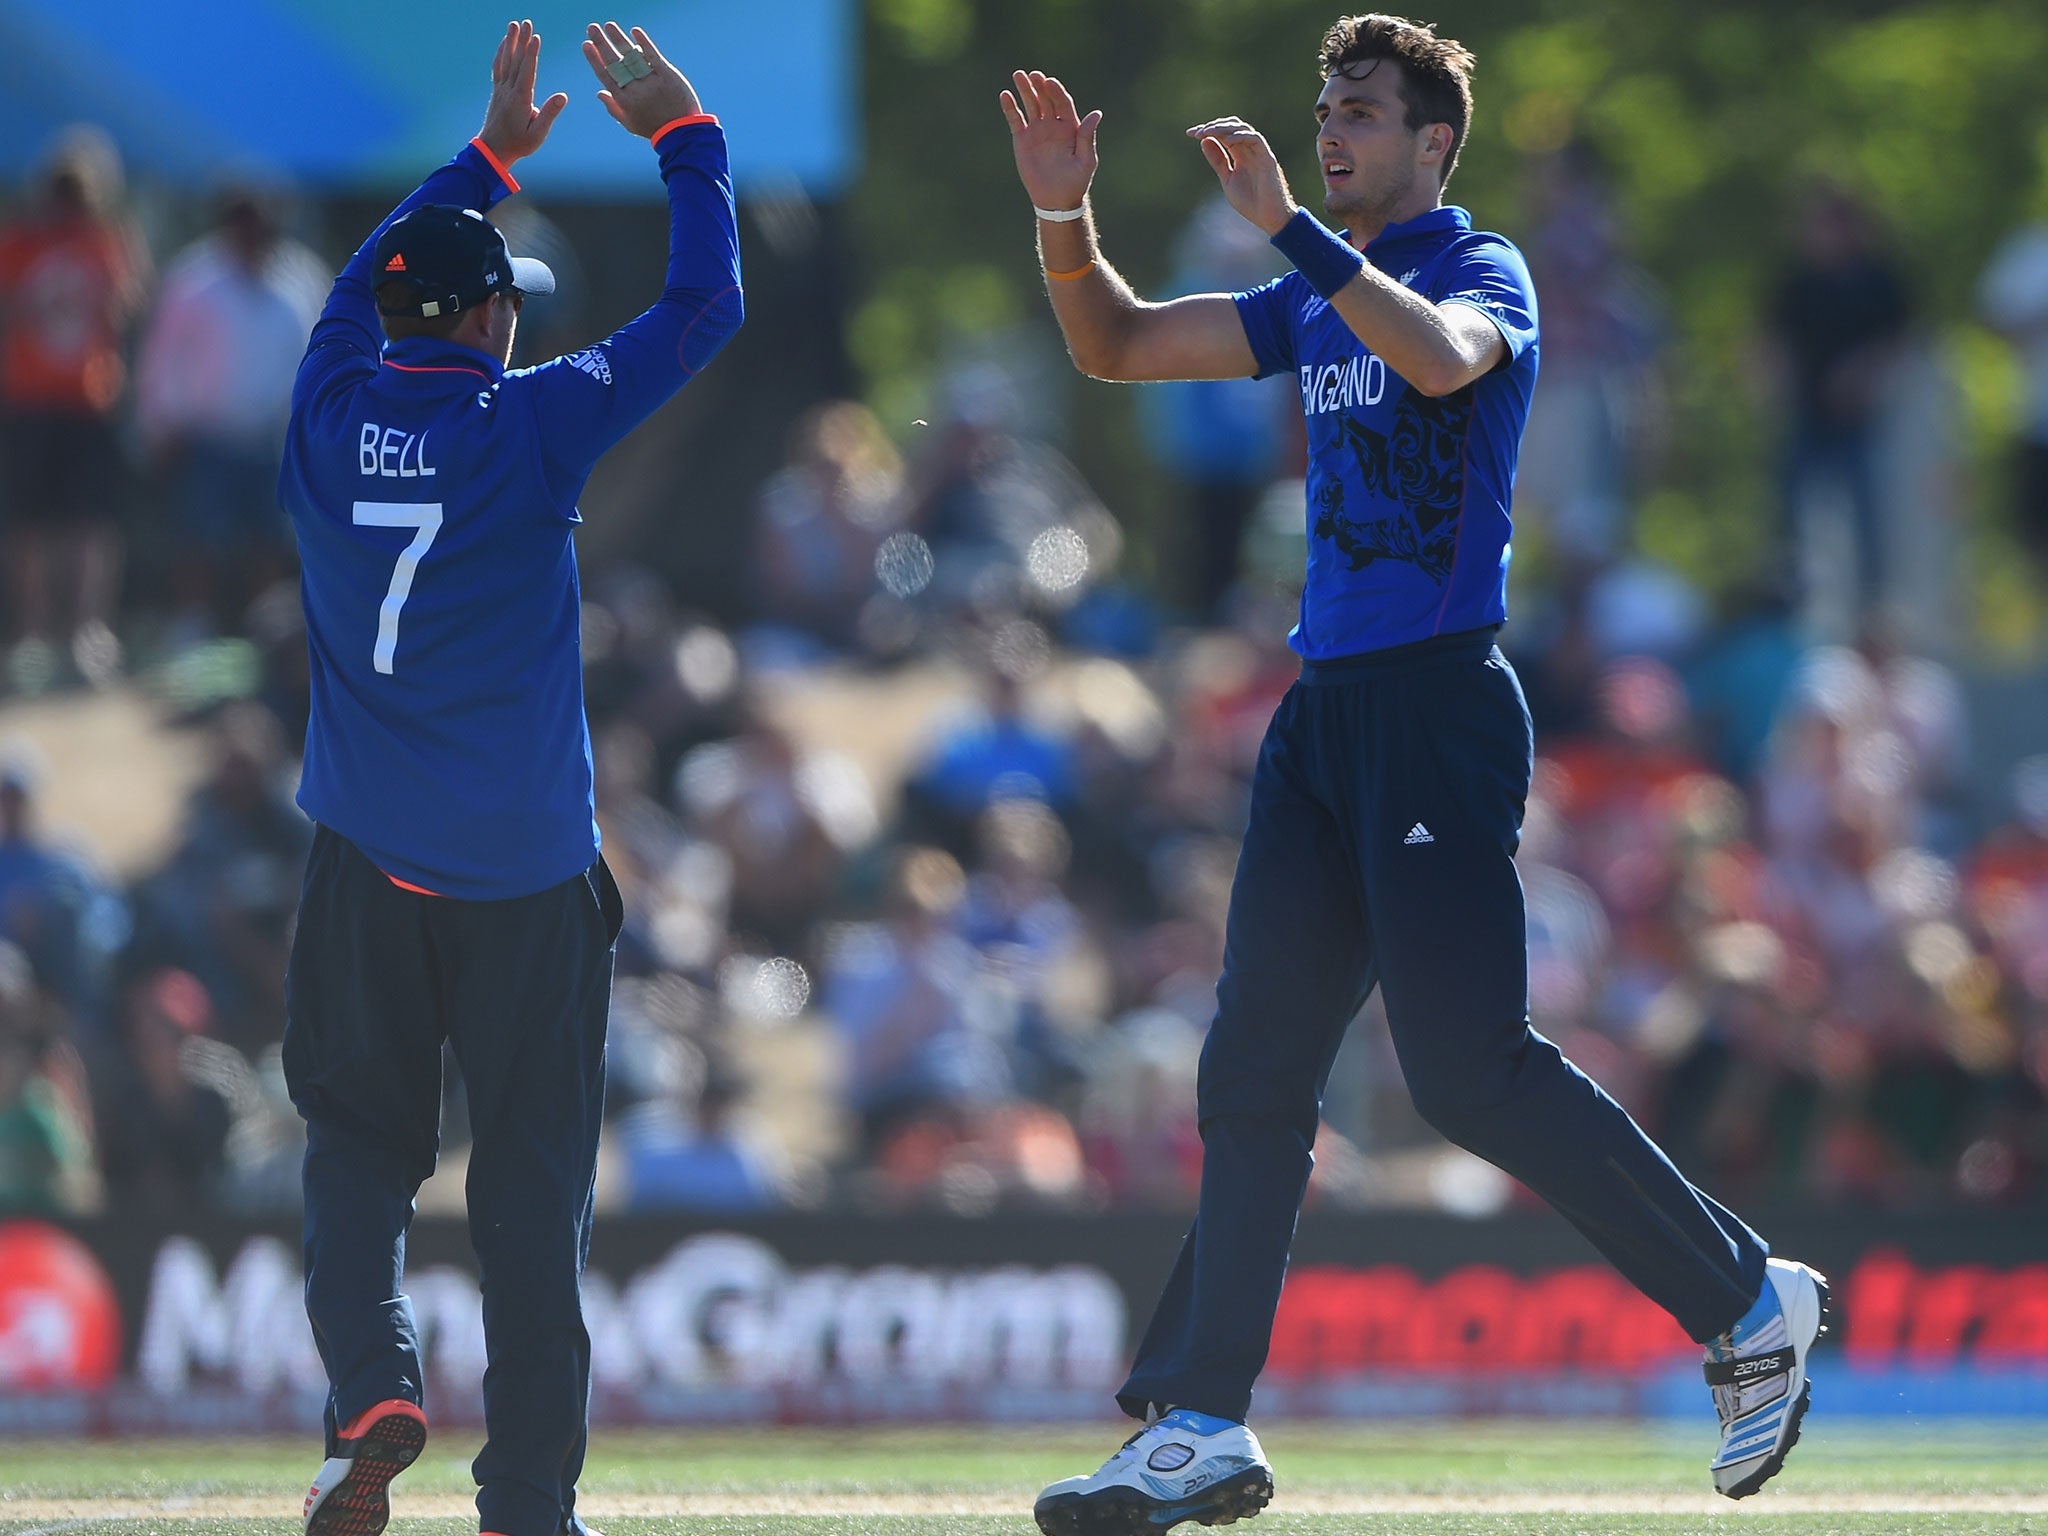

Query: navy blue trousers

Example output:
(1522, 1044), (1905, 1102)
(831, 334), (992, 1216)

(1118, 631), (1768, 1422)
(284, 827), (621, 1536)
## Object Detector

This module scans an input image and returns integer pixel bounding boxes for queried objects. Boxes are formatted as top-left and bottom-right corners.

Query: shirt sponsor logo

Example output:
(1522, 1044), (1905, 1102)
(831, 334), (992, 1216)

(1298, 353), (1387, 416)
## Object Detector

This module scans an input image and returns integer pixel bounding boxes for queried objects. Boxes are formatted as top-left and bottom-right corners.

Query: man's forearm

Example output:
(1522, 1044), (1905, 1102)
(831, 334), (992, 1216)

(1035, 207), (1145, 380)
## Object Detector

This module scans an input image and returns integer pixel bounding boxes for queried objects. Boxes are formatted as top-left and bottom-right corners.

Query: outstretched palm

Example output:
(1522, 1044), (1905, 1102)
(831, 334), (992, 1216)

(479, 19), (569, 166)
(1000, 71), (1102, 212)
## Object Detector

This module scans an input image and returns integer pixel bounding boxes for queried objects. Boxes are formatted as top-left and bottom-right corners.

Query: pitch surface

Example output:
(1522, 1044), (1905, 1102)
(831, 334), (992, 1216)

(3, 1421), (2045, 1536)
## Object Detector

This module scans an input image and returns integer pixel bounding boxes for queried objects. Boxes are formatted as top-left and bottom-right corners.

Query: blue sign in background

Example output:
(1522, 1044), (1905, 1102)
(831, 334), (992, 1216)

(0, 0), (858, 196)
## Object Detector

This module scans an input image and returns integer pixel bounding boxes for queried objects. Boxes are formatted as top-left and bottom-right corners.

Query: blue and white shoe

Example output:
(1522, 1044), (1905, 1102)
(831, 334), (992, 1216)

(1706, 1257), (1830, 1498)
(1034, 1408), (1274, 1535)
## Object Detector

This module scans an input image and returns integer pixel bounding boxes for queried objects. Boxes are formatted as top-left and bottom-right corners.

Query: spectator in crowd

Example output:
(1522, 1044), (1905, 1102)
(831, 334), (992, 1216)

(823, 845), (1004, 1147)
(904, 660), (1076, 849)
(1966, 756), (2048, 1009)
(750, 400), (903, 658)
(130, 704), (311, 1048)
(135, 183), (327, 646)
(91, 967), (230, 1213)
(1136, 198), (1292, 619)
(675, 702), (870, 962)
(1978, 215), (2048, 573)
(0, 941), (95, 1214)
(1764, 183), (1912, 620)
(1077, 1007), (1203, 1206)
(0, 740), (121, 1023)
(1516, 143), (1666, 567)
(905, 361), (1118, 621)
(0, 127), (150, 691)
(618, 1055), (785, 1212)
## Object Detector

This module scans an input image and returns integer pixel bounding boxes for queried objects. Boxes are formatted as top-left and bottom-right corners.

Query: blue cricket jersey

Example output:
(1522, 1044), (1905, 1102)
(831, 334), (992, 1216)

(281, 126), (742, 899)
(1234, 206), (1538, 660)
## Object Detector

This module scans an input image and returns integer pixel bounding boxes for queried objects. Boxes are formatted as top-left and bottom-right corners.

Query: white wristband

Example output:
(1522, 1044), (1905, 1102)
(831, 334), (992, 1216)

(1033, 204), (1086, 223)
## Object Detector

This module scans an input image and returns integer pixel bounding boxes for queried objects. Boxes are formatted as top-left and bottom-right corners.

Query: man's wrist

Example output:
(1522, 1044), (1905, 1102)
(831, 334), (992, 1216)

(1271, 208), (1365, 301)
(468, 136), (522, 195)
(1257, 201), (1300, 238)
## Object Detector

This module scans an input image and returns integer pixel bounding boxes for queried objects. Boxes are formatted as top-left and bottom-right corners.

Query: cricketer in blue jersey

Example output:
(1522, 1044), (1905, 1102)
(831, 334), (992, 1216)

(279, 24), (739, 1536)
(1005, 16), (1827, 1534)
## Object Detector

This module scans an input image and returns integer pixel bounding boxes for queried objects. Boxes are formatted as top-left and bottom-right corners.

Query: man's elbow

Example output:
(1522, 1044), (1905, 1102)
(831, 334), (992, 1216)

(1408, 355), (1487, 398)
(1065, 333), (1133, 383)
(706, 285), (745, 345)
(681, 286), (745, 370)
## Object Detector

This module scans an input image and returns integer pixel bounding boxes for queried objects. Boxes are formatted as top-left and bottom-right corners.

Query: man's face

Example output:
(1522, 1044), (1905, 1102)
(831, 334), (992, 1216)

(1314, 59), (1435, 224)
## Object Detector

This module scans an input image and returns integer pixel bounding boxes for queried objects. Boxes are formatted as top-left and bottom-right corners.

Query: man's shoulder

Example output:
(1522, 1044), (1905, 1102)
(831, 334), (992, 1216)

(1439, 225), (1531, 274)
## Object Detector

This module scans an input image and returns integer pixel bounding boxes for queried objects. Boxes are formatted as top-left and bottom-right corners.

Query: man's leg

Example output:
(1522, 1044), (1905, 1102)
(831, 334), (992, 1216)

(284, 827), (447, 1448)
(438, 858), (619, 1536)
(1362, 649), (1766, 1342)
(1117, 685), (1374, 1422)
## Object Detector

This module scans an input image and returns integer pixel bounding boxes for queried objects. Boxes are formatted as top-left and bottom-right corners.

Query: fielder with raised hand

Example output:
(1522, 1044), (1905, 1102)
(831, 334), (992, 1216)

(281, 20), (739, 1536)
(1006, 16), (1825, 1534)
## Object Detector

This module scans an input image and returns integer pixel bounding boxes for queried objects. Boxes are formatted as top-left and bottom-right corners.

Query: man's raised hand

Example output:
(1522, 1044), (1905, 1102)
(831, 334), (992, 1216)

(480, 20), (570, 167)
(583, 22), (703, 139)
(1001, 72), (1102, 215)
(1187, 117), (1297, 236)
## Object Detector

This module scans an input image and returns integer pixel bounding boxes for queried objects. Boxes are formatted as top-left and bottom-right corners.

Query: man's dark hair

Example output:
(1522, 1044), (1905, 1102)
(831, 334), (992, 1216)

(1318, 14), (1477, 187)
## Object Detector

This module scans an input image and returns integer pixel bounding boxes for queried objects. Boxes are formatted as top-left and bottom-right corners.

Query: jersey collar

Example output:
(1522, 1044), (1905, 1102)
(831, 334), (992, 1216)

(380, 335), (505, 383)
(1364, 205), (1471, 254)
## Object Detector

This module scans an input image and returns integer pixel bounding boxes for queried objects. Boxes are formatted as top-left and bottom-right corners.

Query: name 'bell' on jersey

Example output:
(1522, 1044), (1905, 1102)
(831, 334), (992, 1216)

(1233, 206), (1539, 660)
(281, 127), (741, 899)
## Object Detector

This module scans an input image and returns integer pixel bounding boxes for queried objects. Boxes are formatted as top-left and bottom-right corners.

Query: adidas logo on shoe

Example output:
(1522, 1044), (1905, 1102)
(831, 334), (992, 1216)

(1404, 823), (1435, 845)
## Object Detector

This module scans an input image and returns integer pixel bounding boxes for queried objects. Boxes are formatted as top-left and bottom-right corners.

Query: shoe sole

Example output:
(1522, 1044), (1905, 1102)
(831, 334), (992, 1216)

(1719, 1270), (1830, 1501)
(306, 1410), (427, 1536)
(1034, 1467), (1274, 1536)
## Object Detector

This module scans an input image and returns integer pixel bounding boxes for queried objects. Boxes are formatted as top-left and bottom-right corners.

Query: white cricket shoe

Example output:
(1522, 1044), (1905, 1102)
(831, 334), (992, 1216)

(1706, 1257), (1830, 1498)
(1034, 1408), (1274, 1535)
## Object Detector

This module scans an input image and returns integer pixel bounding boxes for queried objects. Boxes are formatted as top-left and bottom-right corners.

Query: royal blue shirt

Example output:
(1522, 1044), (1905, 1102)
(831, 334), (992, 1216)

(1234, 206), (1538, 660)
(281, 127), (742, 898)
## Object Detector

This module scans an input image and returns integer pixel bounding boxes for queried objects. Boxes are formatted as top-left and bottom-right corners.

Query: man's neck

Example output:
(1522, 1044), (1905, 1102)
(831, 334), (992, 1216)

(1342, 188), (1445, 249)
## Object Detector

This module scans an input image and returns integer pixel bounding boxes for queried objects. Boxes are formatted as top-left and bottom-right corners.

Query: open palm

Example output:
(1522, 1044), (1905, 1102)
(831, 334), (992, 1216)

(479, 19), (569, 166)
(1000, 71), (1102, 212)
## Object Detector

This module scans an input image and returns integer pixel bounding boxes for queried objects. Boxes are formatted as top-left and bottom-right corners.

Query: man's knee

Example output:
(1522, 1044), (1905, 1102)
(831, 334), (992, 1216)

(1197, 1034), (1322, 1143)
(1402, 1030), (1547, 1149)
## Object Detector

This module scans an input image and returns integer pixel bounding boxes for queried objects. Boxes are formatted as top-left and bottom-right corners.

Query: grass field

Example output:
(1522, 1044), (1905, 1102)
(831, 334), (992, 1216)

(4, 1420), (2047, 1536)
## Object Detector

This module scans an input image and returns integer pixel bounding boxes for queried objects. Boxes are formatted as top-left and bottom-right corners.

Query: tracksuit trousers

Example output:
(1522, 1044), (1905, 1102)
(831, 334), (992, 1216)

(1118, 629), (1769, 1422)
(284, 826), (623, 1536)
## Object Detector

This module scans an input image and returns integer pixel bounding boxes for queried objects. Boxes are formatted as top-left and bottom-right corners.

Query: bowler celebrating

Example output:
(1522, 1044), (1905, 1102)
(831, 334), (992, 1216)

(280, 20), (739, 1536)
(1004, 15), (1824, 1532)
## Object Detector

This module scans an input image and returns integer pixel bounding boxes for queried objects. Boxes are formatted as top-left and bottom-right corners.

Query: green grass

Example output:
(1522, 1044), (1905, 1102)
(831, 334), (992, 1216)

(3, 1421), (2046, 1536)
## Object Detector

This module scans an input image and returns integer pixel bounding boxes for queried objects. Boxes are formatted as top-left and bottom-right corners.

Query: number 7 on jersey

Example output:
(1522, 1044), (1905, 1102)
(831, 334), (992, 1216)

(353, 501), (444, 675)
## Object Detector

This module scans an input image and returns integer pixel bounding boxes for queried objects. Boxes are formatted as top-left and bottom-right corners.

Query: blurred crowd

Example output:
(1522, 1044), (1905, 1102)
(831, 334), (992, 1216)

(2, 130), (2048, 1222)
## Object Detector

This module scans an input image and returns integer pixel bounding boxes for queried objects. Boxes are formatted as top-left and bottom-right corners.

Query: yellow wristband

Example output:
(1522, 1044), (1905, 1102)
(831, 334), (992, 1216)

(1046, 261), (1097, 282)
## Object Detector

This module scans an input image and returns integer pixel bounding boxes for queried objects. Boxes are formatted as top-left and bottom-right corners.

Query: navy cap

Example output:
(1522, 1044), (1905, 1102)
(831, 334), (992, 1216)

(372, 204), (555, 318)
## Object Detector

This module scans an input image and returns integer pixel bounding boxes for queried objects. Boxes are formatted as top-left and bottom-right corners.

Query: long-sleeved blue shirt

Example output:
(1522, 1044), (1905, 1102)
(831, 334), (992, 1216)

(281, 124), (742, 898)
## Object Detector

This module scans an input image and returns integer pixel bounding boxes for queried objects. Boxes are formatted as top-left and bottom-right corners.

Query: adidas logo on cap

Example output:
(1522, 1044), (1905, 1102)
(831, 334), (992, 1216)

(1404, 823), (1435, 845)
(384, 253), (408, 272)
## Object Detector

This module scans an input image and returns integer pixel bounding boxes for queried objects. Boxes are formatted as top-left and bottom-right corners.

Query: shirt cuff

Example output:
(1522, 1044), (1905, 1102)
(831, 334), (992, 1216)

(467, 136), (521, 195)
(652, 114), (720, 149)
